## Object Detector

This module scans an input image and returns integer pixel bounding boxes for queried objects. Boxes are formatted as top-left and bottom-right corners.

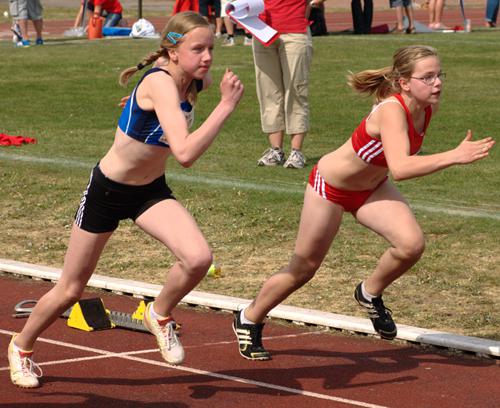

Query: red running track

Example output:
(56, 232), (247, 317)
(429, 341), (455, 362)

(0, 274), (498, 408)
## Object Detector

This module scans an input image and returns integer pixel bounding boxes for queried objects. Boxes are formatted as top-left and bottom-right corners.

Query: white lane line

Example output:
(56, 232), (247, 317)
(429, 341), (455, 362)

(0, 329), (388, 408)
(3, 152), (497, 221)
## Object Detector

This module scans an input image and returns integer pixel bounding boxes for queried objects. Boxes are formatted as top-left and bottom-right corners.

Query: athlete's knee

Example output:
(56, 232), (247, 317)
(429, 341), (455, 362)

(181, 249), (213, 278)
(289, 255), (320, 285)
(395, 234), (425, 261)
(54, 282), (86, 306)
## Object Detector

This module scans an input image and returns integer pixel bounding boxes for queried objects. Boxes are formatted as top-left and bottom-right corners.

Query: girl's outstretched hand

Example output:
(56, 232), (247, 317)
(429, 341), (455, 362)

(219, 68), (244, 109)
(454, 130), (495, 164)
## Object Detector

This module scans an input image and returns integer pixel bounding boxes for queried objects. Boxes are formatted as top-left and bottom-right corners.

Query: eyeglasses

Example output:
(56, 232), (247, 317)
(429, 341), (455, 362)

(410, 72), (446, 86)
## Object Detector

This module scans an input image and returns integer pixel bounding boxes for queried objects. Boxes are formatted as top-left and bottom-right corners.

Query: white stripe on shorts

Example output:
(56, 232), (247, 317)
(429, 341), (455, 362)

(313, 167), (327, 199)
(75, 170), (93, 227)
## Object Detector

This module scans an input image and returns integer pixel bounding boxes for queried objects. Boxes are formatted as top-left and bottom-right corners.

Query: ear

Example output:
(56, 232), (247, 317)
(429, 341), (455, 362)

(398, 77), (411, 92)
(168, 48), (178, 63)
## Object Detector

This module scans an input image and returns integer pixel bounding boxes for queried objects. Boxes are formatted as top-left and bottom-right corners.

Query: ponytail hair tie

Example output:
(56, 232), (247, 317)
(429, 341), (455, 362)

(166, 31), (183, 44)
(137, 63), (145, 70)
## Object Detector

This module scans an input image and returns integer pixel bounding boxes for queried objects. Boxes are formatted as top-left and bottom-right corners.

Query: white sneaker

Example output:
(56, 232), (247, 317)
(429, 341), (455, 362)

(215, 32), (222, 39)
(11, 23), (22, 43)
(222, 36), (235, 46)
(243, 36), (253, 46)
(283, 149), (306, 169)
(8, 336), (42, 388)
(257, 147), (286, 166)
(143, 302), (185, 365)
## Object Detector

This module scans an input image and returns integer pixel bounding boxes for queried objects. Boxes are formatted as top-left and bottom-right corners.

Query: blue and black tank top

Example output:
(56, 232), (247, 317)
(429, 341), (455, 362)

(118, 67), (203, 147)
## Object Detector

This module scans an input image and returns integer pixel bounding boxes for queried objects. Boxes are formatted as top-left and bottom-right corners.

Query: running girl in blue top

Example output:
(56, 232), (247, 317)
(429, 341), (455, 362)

(8, 11), (244, 388)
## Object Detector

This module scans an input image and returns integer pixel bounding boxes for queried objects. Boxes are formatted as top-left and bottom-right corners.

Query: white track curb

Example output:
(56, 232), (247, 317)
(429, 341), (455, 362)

(1, 258), (498, 358)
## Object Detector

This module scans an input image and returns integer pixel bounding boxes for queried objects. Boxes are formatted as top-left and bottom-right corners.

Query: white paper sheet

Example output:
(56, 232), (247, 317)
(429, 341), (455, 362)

(226, 0), (279, 45)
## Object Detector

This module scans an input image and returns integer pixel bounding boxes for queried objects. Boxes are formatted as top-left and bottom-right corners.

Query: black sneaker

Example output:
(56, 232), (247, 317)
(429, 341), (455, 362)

(354, 282), (397, 340)
(232, 311), (271, 360)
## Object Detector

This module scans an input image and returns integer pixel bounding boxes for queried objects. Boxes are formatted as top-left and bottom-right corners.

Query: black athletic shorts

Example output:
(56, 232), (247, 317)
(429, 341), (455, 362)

(74, 164), (175, 233)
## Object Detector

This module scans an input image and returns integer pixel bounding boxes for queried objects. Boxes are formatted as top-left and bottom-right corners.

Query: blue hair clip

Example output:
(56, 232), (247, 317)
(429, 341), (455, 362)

(166, 31), (183, 44)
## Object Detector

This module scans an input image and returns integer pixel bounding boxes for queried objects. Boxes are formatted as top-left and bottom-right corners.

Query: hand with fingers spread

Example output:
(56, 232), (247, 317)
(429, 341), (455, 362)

(453, 130), (496, 164)
(220, 68), (244, 109)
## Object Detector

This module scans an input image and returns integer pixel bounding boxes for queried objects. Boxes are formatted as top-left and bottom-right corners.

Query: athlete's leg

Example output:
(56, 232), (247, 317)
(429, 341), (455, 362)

(135, 199), (212, 316)
(245, 185), (344, 323)
(14, 224), (113, 350)
(354, 182), (425, 296)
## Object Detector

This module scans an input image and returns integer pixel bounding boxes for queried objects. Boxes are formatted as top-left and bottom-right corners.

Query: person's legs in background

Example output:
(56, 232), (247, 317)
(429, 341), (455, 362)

(428, 0), (448, 29)
(200, 0), (223, 37)
(104, 12), (122, 28)
(391, 0), (405, 33)
(362, 0), (373, 33)
(485, 0), (499, 26)
(280, 31), (313, 168)
(213, 0), (223, 37)
(9, 0), (30, 46)
(254, 38), (287, 166)
(221, 0), (235, 46)
(351, 0), (373, 34)
(29, 0), (43, 44)
(403, 1), (415, 33)
(351, 0), (365, 34)
(32, 18), (43, 44)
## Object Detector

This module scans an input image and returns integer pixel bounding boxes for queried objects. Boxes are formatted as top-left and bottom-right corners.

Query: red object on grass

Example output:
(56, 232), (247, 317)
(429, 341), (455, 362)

(0, 134), (37, 146)
(371, 23), (390, 34)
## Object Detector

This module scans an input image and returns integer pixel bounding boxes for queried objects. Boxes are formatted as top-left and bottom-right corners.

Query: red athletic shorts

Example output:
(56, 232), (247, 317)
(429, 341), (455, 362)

(308, 164), (387, 212)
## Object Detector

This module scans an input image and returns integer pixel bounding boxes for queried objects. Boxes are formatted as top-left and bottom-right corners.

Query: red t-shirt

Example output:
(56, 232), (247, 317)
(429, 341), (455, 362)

(84, 0), (123, 14)
(260, 0), (309, 34)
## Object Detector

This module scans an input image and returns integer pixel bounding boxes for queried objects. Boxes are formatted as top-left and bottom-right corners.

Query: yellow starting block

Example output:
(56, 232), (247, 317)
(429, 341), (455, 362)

(67, 298), (115, 332)
(14, 297), (181, 334)
(132, 300), (147, 321)
(130, 300), (182, 332)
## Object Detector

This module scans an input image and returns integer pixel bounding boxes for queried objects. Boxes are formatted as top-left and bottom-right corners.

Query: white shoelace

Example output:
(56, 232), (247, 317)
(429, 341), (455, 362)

(21, 355), (43, 378)
(159, 322), (179, 351)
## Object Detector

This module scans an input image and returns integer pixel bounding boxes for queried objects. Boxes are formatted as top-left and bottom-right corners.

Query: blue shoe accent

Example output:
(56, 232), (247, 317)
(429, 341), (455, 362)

(35, 38), (44, 45)
(21, 39), (30, 47)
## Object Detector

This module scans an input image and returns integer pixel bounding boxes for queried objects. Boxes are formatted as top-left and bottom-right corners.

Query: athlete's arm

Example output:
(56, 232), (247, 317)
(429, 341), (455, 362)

(378, 104), (495, 180)
(379, 104), (495, 181)
(148, 69), (243, 167)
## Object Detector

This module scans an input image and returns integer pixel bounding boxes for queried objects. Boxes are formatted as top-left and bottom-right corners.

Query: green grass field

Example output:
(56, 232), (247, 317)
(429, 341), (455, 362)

(0, 33), (498, 340)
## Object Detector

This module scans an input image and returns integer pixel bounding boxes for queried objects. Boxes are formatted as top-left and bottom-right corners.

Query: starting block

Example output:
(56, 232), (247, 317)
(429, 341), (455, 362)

(13, 298), (181, 334)
(67, 298), (115, 331)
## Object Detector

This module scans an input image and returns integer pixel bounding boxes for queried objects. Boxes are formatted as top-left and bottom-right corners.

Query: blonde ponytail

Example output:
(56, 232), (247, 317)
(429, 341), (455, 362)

(119, 48), (166, 87)
(347, 67), (396, 102)
(347, 45), (440, 102)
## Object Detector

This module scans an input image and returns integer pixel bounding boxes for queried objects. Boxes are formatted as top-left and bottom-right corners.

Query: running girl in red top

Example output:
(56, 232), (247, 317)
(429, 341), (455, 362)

(233, 45), (495, 360)
(8, 11), (244, 388)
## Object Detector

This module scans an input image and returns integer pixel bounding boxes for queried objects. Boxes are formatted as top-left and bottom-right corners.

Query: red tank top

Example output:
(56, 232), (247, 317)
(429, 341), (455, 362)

(350, 94), (433, 167)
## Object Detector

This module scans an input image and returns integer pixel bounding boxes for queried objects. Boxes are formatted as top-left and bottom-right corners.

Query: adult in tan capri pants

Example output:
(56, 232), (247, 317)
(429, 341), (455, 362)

(255, 0), (325, 169)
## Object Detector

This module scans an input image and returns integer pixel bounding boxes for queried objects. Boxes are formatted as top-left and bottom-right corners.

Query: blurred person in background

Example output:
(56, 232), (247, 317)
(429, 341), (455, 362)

(484, 0), (499, 27)
(73, 0), (123, 29)
(428, 0), (447, 29)
(9, 0), (44, 47)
